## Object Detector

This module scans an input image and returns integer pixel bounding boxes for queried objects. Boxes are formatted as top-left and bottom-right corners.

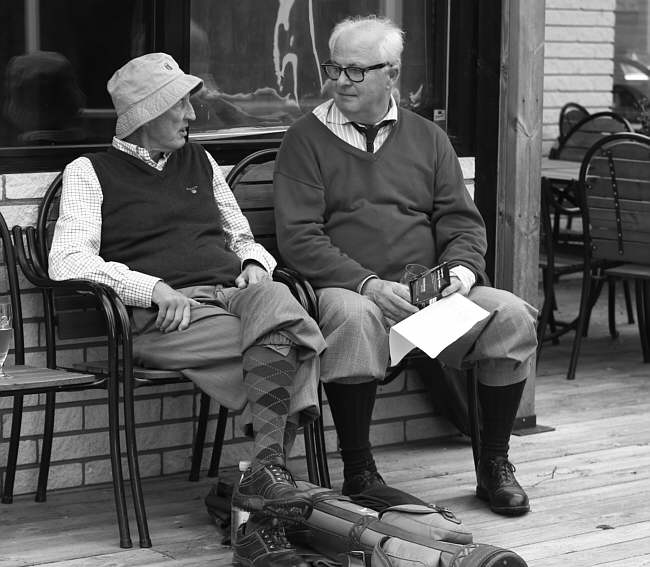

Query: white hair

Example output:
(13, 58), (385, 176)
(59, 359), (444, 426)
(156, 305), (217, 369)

(328, 15), (404, 67)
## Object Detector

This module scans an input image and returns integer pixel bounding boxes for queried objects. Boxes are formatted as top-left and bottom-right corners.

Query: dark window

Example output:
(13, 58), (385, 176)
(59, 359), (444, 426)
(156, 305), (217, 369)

(0, 0), (475, 172)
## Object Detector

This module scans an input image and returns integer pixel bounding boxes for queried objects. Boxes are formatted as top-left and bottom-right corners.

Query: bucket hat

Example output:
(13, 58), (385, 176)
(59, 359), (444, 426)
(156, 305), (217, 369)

(107, 52), (203, 139)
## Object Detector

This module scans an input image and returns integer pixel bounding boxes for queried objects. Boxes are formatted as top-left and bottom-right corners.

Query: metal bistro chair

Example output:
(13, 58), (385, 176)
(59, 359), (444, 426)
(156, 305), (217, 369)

(0, 213), (128, 541)
(558, 102), (590, 145)
(569, 132), (650, 380)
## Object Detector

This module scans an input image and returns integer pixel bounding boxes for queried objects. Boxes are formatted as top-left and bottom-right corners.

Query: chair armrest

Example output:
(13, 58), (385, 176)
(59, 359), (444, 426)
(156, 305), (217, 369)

(273, 266), (319, 320)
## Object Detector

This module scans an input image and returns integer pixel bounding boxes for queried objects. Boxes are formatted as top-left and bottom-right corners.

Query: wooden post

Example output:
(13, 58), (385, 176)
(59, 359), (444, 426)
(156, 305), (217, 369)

(496, 0), (545, 423)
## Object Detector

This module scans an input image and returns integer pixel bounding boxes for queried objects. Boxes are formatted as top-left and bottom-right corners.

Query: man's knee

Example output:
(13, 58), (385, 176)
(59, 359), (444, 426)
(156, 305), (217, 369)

(317, 287), (384, 335)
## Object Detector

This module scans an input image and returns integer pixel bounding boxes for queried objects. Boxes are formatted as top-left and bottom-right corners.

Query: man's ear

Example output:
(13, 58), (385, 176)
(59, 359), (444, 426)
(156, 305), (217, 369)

(388, 66), (400, 81)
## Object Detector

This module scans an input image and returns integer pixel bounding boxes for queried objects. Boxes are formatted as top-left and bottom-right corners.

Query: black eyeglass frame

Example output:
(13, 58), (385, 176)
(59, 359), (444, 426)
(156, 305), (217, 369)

(320, 61), (390, 83)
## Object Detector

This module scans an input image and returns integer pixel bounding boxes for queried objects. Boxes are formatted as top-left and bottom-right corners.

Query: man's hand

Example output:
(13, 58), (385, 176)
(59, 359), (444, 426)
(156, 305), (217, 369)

(440, 274), (471, 298)
(361, 278), (419, 327)
(151, 281), (200, 332)
(235, 262), (271, 289)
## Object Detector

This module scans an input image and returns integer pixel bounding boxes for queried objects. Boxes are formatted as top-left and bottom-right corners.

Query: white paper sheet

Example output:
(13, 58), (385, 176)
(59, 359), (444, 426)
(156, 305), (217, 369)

(389, 293), (490, 366)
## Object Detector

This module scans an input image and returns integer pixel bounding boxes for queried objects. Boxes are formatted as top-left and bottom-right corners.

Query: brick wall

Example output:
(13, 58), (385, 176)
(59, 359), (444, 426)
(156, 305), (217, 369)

(0, 170), (457, 497)
(543, 0), (617, 155)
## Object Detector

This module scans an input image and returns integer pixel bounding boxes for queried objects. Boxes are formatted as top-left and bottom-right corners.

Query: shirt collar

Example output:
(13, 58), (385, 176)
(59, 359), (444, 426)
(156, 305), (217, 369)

(112, 136), (172, 169)
(325, 96), (398, 126)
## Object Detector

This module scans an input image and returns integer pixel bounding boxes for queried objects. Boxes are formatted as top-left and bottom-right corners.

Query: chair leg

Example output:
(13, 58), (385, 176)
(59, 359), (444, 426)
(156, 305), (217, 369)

(122, 378), (150, 548)
(189, 392), (211, 482)
(607, 280), (619, 339)
(465, 367), (481, 483)
(636, 279), (650, 362)
(568, 267), (594, 380)
(207, 405), (229, 477)
(2, 395), (24, 504)
(536, 267), (554, 358)
(623, 280), (635, 324)
(35, 391), (56, 502)
(303, 422), (319, 484)
(314, 386), (331, 488)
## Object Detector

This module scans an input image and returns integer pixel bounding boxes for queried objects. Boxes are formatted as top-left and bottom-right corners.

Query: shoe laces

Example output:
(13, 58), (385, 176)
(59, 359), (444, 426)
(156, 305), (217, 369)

(267, 464), (296, 486)
(355, 470), (385, 490)
(257, 523), (293, 551)
(486, 457), (517, 485)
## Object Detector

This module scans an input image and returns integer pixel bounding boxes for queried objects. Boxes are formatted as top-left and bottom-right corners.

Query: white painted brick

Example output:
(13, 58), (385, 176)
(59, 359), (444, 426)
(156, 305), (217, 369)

(1, 392), (40, 412)
(162, 448), (193, 475)
(545, 43), (613, 59)
(4, 172), (58, 200)
(55, 386), (106, 403)
(373, 393), (431, 421)
(545, 26), (614, 43)
(544, 75), (613, 91)
(405, 415), (460, 442)
(9, 406), (82, 437)
(0, 438), (38, 465)
(135, 421), (194, 450)
(23, 350), (47, 368)
(546, 0), (614, 9)
(0, 204), (40, 229)
(545, 58), (614, 75)
(136, 452), (164, 479)
(545, 10), (614, 26)
(544, 91), (613, 108)
(377, 372), (405, 394)
(135, 397), (162, 425)
(369, 421), (404, 447)
(162, 394), (193, 421)
(34, 461), (82, 491)
(18, 293), (43, 319)
(22, 321), (40, 349)
(9, 465), (39, 496)
(84, 403), (110, 430)
(220, 440), (254, 470)
(51, 431), (108, 460)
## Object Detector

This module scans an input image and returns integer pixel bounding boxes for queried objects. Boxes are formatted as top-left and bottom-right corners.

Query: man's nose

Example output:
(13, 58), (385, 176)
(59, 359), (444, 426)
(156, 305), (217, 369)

(337, 71), (353, 86)
(186, 102), (196, 121)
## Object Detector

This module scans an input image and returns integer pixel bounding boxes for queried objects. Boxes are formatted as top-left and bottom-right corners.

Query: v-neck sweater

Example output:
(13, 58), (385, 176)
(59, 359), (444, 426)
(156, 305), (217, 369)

(274, 108), (487, 290)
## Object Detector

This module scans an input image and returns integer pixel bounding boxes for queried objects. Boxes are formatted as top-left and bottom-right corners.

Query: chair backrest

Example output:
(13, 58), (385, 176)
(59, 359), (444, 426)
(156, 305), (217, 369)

(0, 212), (25, 364)
(579, 132), (650, 265)
(555, 111), (633, 162)
(226, 147), (279, 257)
(558, 102), (589, 142)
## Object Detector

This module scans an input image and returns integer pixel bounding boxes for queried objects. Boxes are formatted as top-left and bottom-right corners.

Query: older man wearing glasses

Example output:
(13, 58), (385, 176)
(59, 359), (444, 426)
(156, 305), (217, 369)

(274, 15), (538, 516)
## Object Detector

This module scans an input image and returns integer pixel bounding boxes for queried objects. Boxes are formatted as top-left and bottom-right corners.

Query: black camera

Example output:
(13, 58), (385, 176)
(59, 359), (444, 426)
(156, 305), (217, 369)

(408, 262), (451, 309)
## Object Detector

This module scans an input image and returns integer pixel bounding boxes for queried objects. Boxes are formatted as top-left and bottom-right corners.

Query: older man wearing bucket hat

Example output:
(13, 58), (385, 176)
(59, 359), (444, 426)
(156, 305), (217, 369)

(49, 52), (324, 566)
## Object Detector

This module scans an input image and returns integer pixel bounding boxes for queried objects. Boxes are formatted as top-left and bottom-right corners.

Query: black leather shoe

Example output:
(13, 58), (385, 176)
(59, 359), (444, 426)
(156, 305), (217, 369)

(232, 464), (312, 521)
(233, 518), (309, 567)
(341, 470), (385, 496)
(476, 456), (530, 516)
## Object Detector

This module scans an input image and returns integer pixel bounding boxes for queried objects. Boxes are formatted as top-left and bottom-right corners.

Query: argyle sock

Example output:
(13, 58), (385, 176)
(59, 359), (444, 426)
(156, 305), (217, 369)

(243, 344), (298, 469)
(478, 380), (526, 461)
(323, 380), (378, 481)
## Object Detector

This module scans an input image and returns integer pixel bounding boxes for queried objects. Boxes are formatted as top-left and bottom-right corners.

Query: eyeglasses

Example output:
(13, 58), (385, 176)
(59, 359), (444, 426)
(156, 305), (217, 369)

(320, 61), (389, 83)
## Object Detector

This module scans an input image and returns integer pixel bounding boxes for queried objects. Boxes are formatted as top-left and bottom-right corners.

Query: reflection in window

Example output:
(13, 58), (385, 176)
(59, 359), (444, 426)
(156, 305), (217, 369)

(0, 0), (149, 147)
(613, 0), (649, 128)
(188, 0), (433, 140)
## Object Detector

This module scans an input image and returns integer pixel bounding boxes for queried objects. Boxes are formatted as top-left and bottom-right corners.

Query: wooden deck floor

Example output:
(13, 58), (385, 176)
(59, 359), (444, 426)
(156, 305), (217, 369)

(1, 278), (649, 566)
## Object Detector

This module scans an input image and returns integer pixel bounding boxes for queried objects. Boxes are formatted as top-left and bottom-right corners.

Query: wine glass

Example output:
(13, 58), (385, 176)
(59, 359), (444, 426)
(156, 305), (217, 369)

(0, 302), (13, 378)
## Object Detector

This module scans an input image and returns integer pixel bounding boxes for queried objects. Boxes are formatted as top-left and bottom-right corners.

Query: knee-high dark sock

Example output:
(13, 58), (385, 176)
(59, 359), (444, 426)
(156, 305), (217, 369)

(243, 345), (297, 469)
(478, 380), (526, 461)
(323, 381), (378, 481)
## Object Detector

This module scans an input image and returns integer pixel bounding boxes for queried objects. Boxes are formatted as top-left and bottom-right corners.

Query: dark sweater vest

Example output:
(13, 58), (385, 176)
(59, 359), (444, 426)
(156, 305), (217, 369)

(89, 144), (240, 288)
